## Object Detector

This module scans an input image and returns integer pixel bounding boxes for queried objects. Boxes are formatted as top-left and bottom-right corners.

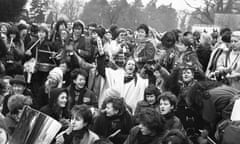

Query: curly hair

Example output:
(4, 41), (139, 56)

(187, 80), (222, 111)
(101, 96), (127, 115)
(136, 108), (165, 134)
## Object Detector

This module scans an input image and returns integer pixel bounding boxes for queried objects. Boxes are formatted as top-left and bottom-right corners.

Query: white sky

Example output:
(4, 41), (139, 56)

(51, 0), (203, 11)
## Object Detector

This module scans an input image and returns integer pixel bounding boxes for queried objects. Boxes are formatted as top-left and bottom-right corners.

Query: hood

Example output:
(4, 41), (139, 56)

(49, 88), (68, 108)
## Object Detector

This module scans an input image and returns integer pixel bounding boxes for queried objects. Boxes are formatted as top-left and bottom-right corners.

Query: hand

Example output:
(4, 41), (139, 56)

(55, 134), (64, 144)
(25, 50), (32, 56)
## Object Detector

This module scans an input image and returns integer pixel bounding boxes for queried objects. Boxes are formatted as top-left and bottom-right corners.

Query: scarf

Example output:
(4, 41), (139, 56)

(72, 127), (88, 144)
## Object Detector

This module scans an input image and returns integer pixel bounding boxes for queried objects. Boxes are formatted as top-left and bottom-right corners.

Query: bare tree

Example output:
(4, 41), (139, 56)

(184, 0), (240, 24)
(61, 0), (84, 22)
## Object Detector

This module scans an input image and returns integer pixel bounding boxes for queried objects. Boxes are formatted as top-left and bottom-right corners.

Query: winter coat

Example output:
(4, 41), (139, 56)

(93, 110), (133, 144)
(67, 84), (98, 109)
(124, 126), (164, 144)
(40, 88), (69, 121)
(63, 129), (99, 144)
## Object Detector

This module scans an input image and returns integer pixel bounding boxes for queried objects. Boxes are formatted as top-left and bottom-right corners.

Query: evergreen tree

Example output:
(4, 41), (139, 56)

(0, 0), (27, 21)
(29, 0), (48, 23)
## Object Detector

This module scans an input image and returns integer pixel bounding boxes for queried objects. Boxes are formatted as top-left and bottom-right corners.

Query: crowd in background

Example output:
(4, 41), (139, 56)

(0, 18), (240, 144)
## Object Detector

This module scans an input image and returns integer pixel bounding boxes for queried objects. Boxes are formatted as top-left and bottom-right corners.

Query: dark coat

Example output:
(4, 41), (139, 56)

(124, 126), (164, 144)
(67, 84), (98, 109)
(134, 100), (159, 116)
(93, 110), (133, 144)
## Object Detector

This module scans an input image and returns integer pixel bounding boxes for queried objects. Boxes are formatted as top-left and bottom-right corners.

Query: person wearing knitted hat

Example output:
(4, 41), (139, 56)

(2, 75), (33, 116)
(3, 94), (32, 135)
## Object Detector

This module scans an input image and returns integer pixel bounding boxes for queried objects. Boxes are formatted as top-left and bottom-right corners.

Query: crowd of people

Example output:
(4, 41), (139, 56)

(0, 18), (240, 144)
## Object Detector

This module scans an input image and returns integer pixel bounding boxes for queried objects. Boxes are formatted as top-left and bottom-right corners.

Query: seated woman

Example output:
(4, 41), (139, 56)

(158, 92), (184, 132)
(124, 108), (166, 144)
(134, 85), (160, 116)
(93, 95), (133, 144)
(56, 104), (99, 144)
(40, 88), (70, 128)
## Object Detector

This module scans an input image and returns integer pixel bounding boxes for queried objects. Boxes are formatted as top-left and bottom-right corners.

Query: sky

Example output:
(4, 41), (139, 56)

(52, 0), (203, 11)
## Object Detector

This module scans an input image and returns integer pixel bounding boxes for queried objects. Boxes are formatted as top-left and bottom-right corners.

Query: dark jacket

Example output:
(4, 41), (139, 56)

(40, 88), (69, 121)
(73, 36), (92, 63)
(134, 100), (159, 116)
(124, 126), (164, 144)
(163, 112), (184, 132)
(93, 110), (133, 144)
(2, 88), (33, 116)
(67, 84), (98, 109)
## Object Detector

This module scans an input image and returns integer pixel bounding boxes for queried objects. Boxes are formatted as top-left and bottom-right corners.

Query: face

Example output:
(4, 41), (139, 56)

(20, 29), (28, 40)
(73, 74), (86, 89)
(138, 123), (152, 135)
(159, 99), (174, 115)
(59, 24), (66, 32)
(0, 25), (8, 34)
(59, 63), (68, 73)
(118, 32), (127, 41)
(12, 83), (25, 94)
(91, 31), (98, 39)
(60, 30), (68, 40)
(57, 92), (67, 108)
(38, 30), (46, 40)
(145, 94), (157, 105)
(104, 32), (112, 40)
(105, 103), (118, 117)
(125, 59), (136, 74)
(137, 29), (147, 39)
(184, 33), (194, 45)
(153, 70), (161, 78)
(182, 69), (194, 83)
(73, 27), (82, 36)
(71, 114), (87, 131)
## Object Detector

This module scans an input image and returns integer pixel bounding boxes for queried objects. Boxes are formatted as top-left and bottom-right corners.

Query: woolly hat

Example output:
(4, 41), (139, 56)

(48, 67), (63, 88)
(7, 94), (32, 114)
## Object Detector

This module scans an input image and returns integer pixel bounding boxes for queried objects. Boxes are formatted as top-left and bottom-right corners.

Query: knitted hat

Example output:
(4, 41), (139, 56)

(48, 67), (63, 88)
(7, 94), (32, 114)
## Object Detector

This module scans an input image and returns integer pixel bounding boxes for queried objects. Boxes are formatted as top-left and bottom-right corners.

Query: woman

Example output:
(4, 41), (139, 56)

(158, 92), (184, 132)
(97, 49), (148, 111)
(56, 104), (99, 144)
(134, 85), (160, 116)
(4, 25), (25, 76)
(93, 95), (133, 144)
(40, 88), (70, 126)
(124, 108), (166, 144)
